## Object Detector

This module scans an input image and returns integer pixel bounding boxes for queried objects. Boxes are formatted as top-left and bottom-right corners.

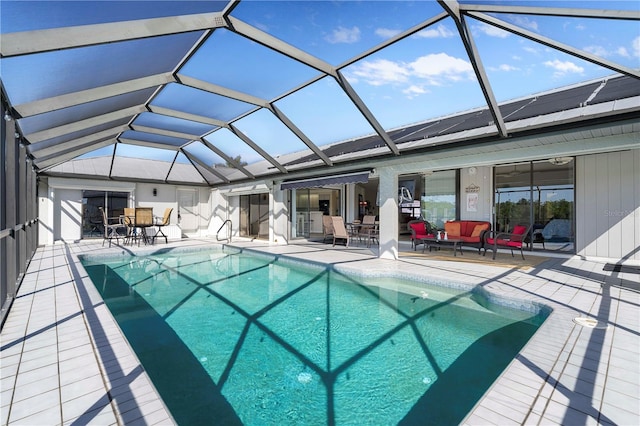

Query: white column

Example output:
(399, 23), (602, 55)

(38, 181), (54, 245)
(378, 167), (398, 259)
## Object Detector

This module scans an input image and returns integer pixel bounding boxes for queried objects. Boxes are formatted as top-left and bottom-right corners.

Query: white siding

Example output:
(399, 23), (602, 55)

(577, 149), (640, 262)
(55, 188), (82, 242)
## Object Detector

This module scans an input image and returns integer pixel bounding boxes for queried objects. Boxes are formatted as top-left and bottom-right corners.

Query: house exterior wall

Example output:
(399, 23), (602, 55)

(39, 178), (212, 244)
(576, 149), (640, 263)
(38, 145), (640, 264)
(54, 188), (82, 242)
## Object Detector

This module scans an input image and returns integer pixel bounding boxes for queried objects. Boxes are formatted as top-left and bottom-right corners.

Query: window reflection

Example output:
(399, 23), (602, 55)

(494, 160), (574, 253)
(421, 170), (457, 230)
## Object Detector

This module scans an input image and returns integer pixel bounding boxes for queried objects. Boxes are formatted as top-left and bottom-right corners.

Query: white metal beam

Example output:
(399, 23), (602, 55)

(469, 11), (640, 79)
(178, 74), (269, 107)
(148, 105), (227, 127)
(1, 12), (226, 57)
(26, 105), (146, 144)
(29, 126), (125, 158)
(226, 16), (336, 77)
(460, 4), (639, 20)
(227, 124), (287, 174)
(14, 73), (174, 117)
(269, 104), (333, 166)
(439, 0), (508, 138)
(34, 139), (115, 169)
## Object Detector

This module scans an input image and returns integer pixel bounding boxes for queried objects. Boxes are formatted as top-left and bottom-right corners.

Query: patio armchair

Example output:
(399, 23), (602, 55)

(407, 219), (435, 250)
(483, 224), (531, 260)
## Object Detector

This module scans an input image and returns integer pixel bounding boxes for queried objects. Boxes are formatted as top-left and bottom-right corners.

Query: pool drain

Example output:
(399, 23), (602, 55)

(573, 317), (608, 329)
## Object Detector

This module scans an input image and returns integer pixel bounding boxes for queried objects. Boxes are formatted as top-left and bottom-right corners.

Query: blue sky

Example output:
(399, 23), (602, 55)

(2, 1), (639, 169)
(228, 0), (640, 161)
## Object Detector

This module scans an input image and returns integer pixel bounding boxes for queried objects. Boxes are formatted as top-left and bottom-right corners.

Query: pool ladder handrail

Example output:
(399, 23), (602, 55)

(217, 219), (232, 242)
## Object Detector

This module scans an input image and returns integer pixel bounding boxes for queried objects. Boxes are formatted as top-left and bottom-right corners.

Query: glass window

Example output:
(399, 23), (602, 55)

(239, 193), (269, 240)
(82, 190), (128, 239)
(292, 188), (341, 239)
(421, 170), (457, 230)
(494, 159), (574, 253)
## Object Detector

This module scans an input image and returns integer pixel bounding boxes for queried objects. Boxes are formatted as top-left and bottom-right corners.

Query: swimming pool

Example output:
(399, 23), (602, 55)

(81, 247), (548, 425)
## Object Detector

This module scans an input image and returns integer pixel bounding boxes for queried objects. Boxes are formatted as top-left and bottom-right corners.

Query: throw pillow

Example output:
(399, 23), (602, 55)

(444, 221), (460, 237)
(470, 224), (487, 238)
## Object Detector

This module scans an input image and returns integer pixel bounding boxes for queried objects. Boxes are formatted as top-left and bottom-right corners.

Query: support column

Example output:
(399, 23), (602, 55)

(378, 167), (398, 260)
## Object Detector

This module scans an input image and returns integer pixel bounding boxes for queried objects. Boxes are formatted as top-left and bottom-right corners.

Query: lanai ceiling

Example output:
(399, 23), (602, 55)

(1, 0), (639, 186)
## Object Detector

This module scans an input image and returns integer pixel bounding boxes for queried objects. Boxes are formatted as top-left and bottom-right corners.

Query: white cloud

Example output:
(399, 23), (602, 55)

(584, 45), (609, 57)
(616, 47), (630, 58)
(409, 53), (474, 85)
(375, 28), (401, 39)
(544, 59), (584, 76)
(415, 24), (455, 39)
(346, 53), (473, 96)
(349, 59), (410, 86)
(475, 22), (509, 38)
(633, 36), (640, 57)
(511, 16), (539, 32)
(325, 26), (360, 44)
(491, 64), (520, 72)
(402, 85), (429, 99)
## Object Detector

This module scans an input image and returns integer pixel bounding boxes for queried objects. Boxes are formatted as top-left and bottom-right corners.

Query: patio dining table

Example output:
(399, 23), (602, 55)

(346, 222), (379, 247)
(122, 207), (156, 245)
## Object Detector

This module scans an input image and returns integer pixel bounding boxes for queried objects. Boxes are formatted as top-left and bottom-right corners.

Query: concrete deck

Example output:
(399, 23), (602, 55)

(1, 239), (638, 425)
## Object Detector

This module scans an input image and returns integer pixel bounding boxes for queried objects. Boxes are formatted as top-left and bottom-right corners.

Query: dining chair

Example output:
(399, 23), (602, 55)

(134, 207), (154, 246)
(99, 207), (123, 247)
(122, 207), (135, 245)
(153, 208), (173, 244)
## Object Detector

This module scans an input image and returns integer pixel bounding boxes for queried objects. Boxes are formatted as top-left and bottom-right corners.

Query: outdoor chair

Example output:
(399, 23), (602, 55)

(407, 219), (435, 250)
(483, 224), (531, 260)
(99, 207), (123, 247)
(359, 215), (377, 246)
(134, 207), (154, 246)
(322, 215), (334, 243)
(122, 207), (135, 245)
(153, 207), (173, 244)
(331, 216), (351, 247)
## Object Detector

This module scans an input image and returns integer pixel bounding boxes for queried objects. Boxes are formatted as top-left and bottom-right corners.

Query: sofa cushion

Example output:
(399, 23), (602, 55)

(459, 236), (481, 243)
(487, 237), (522, 248)
(444, 221), (461, 237)
(470, 224), (488, 238)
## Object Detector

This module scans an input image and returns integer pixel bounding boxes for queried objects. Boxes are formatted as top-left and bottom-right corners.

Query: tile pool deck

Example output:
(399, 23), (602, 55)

(1, 238), (638, 425)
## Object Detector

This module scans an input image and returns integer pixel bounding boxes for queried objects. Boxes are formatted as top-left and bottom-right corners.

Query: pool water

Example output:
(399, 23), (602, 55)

(81, 248), (547, 425)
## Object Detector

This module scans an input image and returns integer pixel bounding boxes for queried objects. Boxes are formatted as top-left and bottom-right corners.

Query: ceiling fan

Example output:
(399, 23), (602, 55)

(548, 157), (573, 165)
(496, 165), (522, 177)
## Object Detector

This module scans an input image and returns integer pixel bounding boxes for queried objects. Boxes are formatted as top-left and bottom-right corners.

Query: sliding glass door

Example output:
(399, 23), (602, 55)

(81, 191), (128, 239)
(239, 193), (269, 239)
(494, 159), (574, 253)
